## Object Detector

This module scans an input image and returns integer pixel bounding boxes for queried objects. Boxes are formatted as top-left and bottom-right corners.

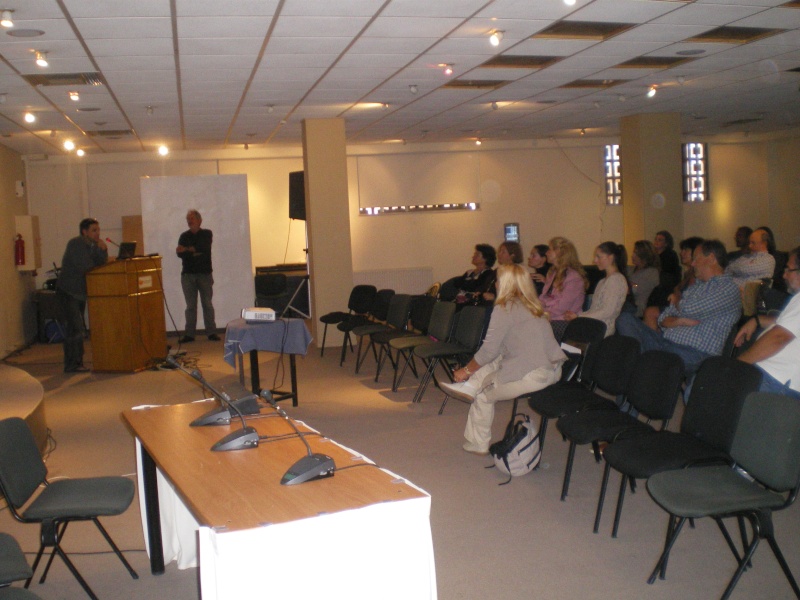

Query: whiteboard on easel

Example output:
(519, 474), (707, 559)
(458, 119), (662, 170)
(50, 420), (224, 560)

(141, 174), (253, 334)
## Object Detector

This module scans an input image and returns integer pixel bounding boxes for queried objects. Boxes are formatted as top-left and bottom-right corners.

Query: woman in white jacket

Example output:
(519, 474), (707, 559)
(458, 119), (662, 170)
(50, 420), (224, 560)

(440, 264), (566, 455)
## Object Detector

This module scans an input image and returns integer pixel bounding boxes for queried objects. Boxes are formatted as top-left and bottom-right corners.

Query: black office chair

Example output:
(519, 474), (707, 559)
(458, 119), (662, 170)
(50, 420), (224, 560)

(373, 294), (436, 383)
(337, 288), (394, 366)
(556, 350), (684, 505)
(389, 300), (457, 392)
(597, 357), (763, 538)
(0, 418), (138, 600)
(0, 590), (44, 600)
(352, 293), (413, 374)
(526, 334), (637, 476)
(646, 392), (800, 599)
(0, 532), (33, 588)
(318, 284), (377, 357)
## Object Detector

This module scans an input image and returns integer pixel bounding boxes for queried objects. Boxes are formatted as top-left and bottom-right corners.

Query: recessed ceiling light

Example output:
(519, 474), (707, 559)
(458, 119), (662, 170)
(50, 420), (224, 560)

(69, 91), (79, 101)
(489, 30), (504, 47)
(76, 149), (85, 157)
(158, 145), (169, 156)
(24, 112), (35, 123)
(63, 140), (75, 151)
(1, 10), (14, 28)
(35, 51), (48, 67)
(647, 85), (657, 98)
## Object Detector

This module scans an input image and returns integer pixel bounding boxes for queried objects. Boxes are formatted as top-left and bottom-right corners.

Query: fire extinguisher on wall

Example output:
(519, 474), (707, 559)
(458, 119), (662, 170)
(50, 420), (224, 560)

(15, 233), (25, 266)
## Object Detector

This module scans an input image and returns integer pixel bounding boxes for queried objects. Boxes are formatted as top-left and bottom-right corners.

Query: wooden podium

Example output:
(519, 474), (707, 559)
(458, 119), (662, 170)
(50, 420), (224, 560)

(86, 257), (167, 372)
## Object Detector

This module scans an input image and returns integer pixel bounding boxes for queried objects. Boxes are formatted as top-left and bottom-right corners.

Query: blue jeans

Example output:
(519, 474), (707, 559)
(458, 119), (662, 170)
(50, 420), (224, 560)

(181, 273), (216, 336)
(758, 368), (800, 400)
(615, 312), (710, 376)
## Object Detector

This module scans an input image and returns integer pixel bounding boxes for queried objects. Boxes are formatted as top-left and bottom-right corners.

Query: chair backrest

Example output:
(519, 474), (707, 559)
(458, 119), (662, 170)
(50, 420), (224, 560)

(452, 305), (487, 351)
(0, 417), (47, 510)
(348, 285), (377, 314)
(680, 356), (763, 452)
(732, 392), (800, 493)
(626, 350), (684, 422)
(561, 317), (607, 381)
(408, 294), (437, 333)
(438, 276), (461, 302)
(426, 301), (456, 342)
(370, 289), (395, 321)
(585, 335), (640, 395)
(385, 294), (414, 330)
(254, 273), (287, 297)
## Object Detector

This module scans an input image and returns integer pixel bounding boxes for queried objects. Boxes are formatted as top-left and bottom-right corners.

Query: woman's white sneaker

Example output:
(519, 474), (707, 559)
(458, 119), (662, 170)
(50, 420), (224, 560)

(440, 381), (478, 401)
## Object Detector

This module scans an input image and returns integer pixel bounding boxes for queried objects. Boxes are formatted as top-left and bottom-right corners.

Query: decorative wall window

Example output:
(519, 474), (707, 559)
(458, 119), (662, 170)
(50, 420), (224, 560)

(604, 144), (622, 205)
(358, 203), (478, 216)
(683, 142), (708, 202)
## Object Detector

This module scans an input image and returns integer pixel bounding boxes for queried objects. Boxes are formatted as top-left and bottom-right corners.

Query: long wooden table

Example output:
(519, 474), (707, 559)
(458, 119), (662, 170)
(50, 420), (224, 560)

(123, 402), (437, 600)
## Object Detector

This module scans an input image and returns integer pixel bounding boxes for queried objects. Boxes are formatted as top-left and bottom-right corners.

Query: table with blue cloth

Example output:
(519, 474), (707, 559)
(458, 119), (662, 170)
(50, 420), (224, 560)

(224, 318), (312, 406)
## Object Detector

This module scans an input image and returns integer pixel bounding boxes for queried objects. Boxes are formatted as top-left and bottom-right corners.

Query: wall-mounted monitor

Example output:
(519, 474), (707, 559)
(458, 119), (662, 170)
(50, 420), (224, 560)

(289, 171), (305, 221)
(504, 223), (519, 243)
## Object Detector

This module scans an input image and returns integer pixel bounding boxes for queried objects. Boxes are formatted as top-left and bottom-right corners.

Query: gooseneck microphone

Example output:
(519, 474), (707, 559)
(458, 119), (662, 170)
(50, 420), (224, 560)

(259, 390), (335, 485)
(166, 355), (259, 452)
(105, 237), (119, 247)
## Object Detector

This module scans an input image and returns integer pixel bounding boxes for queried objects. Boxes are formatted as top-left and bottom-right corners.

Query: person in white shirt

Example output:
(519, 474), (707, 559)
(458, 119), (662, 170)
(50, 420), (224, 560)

(735, 246), (800, 398)
(726, 228), (775, 289)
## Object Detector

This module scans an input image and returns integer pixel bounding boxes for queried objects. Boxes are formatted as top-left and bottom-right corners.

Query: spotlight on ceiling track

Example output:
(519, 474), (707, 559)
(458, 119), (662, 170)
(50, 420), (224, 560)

(1, 10), (14, 28)
(475, 138), (482, 146)
(647, 85), (657, 98)
(158, 145), (169, 156)
(35, 51), (48, 67)
(63, 140), (75, 151)
(580, 128), (585, 136)
(489, 30), (504, 47)
(76, 149), (85, 157)
(439, 63), (454, 76)
(69, 91), (79, 102)
(564, 0), (577, 5)
(24, 112), (35, 123)
(491, 101), (498, 110)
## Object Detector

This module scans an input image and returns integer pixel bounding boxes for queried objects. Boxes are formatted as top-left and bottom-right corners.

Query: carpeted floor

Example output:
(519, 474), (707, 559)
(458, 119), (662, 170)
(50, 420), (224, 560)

(2, 336), (799, 600)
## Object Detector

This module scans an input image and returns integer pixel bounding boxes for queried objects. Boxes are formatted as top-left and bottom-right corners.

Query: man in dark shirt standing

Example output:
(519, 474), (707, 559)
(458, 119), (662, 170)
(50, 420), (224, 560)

(176, 209), (219, 342)
(56, 217), (108, 373)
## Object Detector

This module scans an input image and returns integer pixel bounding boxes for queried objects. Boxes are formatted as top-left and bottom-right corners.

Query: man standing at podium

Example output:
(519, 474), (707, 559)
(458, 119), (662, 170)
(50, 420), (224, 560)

(56, 218), (108, 373)
(176, 209), (219, 342)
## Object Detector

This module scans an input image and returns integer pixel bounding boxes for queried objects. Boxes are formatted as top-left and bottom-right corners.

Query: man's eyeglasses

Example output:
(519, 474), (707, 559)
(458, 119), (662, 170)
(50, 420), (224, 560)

(785, 267), (800, 273)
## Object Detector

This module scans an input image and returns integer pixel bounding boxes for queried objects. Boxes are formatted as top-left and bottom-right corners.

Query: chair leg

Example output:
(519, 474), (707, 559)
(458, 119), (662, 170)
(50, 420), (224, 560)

(54, 545), (99, 600)
(339, 332), (350, 366)
(648, 515), (687, 584)
(38, 521), (68, 583)
(765, 533), (800, 599)
(320, 324), (328, 357)
(715, 517), (745, 566)
(438, 393), (449, 415)
(354, 336), (366, 373)
(534, 416), (549, 470)
(594, 461), (612, 533)
(612, 474), (629, 538)
(92, 518), (138, 579)
(561, 441), (577, 501)
(412, 358), (438, 403)
(721, 513), (762, 600)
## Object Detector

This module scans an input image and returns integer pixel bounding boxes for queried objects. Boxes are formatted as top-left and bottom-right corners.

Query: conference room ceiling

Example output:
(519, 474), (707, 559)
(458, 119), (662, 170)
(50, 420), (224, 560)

(0, 0), (798, 157)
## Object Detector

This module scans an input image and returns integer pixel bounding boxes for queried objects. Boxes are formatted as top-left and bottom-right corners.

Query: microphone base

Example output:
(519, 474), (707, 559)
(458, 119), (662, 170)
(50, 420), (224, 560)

(211, 427), (260, 452)
(190, 396), (261, 427)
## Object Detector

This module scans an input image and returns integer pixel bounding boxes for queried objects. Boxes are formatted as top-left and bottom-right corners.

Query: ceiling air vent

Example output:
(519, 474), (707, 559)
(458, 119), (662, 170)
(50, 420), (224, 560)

(443, 80), (510, 90)
(617, 56), (694, 69)
(687, 27), (783, 44)
(480, 55), (562, 69)
(560, 79), (623, 89)
(86, 129), (133, 137)
(22, 72), (104, 87)
(534, 21), (635, 41)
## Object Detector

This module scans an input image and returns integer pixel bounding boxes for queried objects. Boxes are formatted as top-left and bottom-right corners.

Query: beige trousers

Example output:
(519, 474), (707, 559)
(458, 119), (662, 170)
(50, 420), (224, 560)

(463, 356), (561, 451)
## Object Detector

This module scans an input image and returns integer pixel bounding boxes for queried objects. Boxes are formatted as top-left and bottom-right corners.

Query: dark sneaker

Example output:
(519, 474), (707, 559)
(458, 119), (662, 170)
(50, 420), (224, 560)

(178, 336), (195, 343)
(208, 334), (221, 341)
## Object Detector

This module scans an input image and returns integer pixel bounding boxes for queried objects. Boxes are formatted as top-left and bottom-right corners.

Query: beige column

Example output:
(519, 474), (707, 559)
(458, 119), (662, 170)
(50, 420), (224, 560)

(302, 118), (353, 349)
(619, 113), (683, 249)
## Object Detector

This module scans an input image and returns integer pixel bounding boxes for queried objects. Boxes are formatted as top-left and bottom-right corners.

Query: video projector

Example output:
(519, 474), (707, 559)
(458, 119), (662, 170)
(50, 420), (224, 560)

(242, 307), (276, 323)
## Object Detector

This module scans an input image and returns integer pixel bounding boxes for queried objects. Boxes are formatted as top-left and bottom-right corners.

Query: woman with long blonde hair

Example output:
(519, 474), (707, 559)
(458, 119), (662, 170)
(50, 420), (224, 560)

(441, 264), (566, 455)
(539, 236), (588, 341)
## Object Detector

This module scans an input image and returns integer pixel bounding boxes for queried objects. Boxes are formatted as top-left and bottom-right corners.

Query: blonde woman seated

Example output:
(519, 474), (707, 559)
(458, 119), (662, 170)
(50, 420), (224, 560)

(565, 241), (629, 336)
(440, 264), (566, 455)
(539, 236), (588, 341)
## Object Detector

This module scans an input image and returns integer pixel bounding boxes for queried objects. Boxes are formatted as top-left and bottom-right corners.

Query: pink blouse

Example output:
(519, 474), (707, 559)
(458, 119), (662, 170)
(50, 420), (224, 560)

(539, 268), (586, 320)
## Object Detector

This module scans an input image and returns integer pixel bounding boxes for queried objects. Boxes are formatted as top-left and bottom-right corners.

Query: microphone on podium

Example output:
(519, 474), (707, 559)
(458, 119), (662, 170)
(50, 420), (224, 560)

(105, 237), (119, 247)
(259, 390), (335, 485)
(166, 355), (259, 452)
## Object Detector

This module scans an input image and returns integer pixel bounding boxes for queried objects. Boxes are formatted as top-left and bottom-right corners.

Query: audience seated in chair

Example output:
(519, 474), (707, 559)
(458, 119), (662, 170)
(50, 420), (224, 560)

(726, 227), (776, 289)
(627, 240), (660, 318)
(564, 241), (628, 336)
(616, 239), (741, 378)
(539, 236), (588, 342)
(451, 244), (497, 308)
(643, 236), (703, 330)
(734, 245), (800, 399)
